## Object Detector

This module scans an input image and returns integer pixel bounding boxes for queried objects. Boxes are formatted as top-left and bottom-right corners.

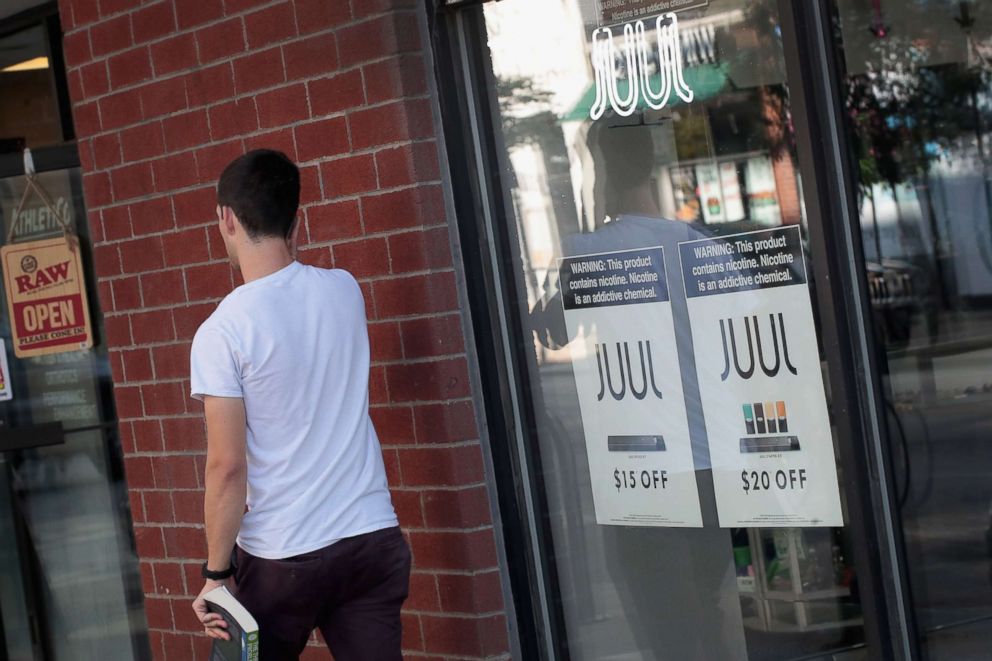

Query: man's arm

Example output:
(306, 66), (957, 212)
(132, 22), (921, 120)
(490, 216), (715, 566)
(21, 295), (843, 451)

(203, 395), (248, 568)
(192, 395), (248, 640)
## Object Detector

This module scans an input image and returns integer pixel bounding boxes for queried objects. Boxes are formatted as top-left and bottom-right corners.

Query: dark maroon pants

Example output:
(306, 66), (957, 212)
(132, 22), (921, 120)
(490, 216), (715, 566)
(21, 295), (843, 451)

(233, 526), (411, 661)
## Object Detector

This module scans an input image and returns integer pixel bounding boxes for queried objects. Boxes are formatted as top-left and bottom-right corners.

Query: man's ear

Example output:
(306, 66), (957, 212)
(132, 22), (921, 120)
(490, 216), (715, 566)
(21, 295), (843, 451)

(219, 206), (238, 237)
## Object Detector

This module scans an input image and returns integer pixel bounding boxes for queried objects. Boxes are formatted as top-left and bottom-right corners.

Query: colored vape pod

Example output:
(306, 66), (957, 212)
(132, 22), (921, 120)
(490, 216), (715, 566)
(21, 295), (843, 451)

(743, 404), (755, 434)
(765, 401), (777, 433)
(754, 403), (766, 434)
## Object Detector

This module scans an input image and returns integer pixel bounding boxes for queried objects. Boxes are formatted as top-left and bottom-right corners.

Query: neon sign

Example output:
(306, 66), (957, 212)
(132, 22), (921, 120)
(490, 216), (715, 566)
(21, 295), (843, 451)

(590, 12), (694, 120)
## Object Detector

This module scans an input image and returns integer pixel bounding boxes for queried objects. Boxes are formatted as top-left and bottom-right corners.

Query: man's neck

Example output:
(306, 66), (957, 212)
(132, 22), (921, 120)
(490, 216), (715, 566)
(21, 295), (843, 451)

(613, 185), (660, 219)
(237, 240), (295, 283)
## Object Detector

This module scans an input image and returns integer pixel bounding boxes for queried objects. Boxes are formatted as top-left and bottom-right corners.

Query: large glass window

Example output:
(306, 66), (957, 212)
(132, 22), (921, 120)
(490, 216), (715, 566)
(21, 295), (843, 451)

(0, 5), (144, 657)
(831, 0), (992, 657)
(0, 167), (145, 660)
(477, 1), (871, 659)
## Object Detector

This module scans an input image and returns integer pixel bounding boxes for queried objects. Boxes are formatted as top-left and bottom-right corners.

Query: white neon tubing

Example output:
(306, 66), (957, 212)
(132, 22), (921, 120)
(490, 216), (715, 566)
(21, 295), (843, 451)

(637, 20), (672, 110)
(661, 13), (694, 104)
(590, 28), (610, 121)
(606, 24), (640, 117)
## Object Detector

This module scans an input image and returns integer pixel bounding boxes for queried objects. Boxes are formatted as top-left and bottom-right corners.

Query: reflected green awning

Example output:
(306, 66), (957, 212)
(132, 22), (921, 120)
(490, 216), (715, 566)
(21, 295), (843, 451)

(562, 64), (729, 122)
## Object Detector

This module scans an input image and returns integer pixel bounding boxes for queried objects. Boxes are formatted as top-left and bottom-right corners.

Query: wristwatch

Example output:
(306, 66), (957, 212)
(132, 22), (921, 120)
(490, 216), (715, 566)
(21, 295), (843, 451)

(201, 562), (234, 580)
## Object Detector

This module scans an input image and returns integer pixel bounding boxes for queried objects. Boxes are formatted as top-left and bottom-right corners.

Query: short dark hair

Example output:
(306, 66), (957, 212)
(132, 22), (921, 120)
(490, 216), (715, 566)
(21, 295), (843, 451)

(217, 149), (300, 239)
(598, 125), (655, 191)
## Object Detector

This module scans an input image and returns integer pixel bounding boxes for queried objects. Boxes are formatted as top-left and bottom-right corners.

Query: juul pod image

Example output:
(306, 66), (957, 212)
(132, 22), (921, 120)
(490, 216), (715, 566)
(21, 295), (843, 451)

(739, 401), (800, 453)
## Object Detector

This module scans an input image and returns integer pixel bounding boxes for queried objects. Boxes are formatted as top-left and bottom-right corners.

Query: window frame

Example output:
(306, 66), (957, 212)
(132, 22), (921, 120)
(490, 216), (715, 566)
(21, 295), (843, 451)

(0, 1), (75, 165)
(775, 0), (917, 658)
(431, 0), (919, 658)
(428, 5), (572, 659)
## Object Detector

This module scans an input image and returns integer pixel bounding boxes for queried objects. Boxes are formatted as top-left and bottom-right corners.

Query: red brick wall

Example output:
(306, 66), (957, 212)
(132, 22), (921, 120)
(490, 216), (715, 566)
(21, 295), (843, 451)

(56, 0), (510, 658)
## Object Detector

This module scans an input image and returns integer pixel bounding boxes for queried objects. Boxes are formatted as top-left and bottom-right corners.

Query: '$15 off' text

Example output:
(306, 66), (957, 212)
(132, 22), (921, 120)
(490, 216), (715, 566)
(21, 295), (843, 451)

(615, 469), (669, 493)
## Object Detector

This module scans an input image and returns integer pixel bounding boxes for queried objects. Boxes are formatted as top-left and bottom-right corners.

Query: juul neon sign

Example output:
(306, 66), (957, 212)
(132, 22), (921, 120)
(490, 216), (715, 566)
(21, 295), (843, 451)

(590, 13), (694, 120)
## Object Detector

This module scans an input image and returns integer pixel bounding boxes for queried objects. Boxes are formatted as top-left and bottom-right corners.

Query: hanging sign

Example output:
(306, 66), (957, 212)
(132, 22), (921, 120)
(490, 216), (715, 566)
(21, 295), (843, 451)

(598, 0), (709, 25)
(678, 227), (843, 527)
(1, 170), (74, 242)
(0, 339), (12, 401)
(560, 246), (703, 527)
(590, 12), (695, 120)
(1, 237), (93, 358)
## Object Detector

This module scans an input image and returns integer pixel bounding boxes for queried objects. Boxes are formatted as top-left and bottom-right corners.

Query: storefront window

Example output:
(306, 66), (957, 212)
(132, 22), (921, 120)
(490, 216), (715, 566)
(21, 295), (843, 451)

(0, 168), (145, 660)
(832, 0), (992, 657)
(0, 23), (63, 156)
(480, 0), (867, 658)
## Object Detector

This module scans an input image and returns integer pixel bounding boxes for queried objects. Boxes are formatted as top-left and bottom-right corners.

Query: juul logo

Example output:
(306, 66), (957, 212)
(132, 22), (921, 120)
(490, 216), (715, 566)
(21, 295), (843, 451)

(719, 314), (798, 381)
(596, 341), (665, 401)
(590, 13), (694, 120)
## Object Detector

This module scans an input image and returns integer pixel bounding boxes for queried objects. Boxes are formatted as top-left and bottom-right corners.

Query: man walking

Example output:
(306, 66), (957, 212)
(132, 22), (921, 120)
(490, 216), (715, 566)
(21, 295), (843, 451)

(189, 149), (409, 660)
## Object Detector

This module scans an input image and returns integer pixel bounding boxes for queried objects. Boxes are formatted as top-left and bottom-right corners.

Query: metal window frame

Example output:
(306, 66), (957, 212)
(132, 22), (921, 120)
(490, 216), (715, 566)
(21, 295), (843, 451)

(437, 0), (499, 9)
(0, 1), (75, 160)
(430, 0), (919, 658)
(426, 4), (571, 659)
(776, 1), (917, 657)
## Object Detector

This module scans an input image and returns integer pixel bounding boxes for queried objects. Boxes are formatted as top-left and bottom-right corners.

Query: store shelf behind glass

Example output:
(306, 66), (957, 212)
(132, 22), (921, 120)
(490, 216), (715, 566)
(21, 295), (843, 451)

(741, 528), (864, 634)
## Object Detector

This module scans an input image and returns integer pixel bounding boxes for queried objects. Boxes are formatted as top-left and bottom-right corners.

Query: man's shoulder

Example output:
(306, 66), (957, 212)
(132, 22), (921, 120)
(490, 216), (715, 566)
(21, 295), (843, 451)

(192, 294), (241, 345)
(309, 265), (360, 288)
(306, 266), (364, 304)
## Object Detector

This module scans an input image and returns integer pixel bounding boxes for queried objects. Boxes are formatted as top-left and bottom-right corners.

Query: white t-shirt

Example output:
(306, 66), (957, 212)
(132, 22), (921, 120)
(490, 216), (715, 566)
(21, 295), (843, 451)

(190, 261), (397, 559)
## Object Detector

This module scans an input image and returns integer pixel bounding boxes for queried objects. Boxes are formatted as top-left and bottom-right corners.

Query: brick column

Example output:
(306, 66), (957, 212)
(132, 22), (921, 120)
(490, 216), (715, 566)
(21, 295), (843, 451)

(56, 0), (511, 658)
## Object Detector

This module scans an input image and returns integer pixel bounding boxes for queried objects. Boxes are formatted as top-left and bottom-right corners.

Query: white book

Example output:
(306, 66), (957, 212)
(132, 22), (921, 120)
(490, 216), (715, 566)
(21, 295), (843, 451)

(203, 586), (259, 661)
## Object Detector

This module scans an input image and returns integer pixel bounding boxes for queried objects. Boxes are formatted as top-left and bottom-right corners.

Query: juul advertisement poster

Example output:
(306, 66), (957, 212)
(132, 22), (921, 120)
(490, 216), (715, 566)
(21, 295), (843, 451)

(559, 247), (702, 527)
(1, 237), (93, 358)
(678, 226), (843, 527)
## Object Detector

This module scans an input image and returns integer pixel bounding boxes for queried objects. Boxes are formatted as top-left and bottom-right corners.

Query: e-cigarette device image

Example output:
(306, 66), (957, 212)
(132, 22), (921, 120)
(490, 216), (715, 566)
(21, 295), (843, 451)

(765, 401), (777, 433)
(739, 400), (799, 453)
(608, 435), (666, 452)
(743, 404), (755, 434)
(740, 436), (802, 453)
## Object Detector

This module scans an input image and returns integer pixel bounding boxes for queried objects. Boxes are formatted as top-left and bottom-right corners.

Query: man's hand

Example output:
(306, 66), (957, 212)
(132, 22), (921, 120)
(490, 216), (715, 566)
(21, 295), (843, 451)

(192, 578), (235, 641)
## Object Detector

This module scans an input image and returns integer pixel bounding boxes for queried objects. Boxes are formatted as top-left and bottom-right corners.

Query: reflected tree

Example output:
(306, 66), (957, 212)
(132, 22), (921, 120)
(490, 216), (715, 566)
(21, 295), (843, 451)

(496, 76), (556, 147)
(841, 12), (992, 313)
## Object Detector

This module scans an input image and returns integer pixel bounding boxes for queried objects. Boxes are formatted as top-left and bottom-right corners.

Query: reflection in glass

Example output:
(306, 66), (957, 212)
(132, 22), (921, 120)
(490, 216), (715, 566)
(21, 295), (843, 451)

(484, 1), (865, 659)
(834, 1), (992, 658)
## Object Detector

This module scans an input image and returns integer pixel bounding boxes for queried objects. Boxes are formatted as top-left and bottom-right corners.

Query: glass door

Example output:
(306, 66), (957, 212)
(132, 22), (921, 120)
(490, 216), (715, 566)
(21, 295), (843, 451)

(443, 0), (908, 658)
(0, 11), (148, 658)
(828, 1), (992, 658)
(0, 167), (147, 660)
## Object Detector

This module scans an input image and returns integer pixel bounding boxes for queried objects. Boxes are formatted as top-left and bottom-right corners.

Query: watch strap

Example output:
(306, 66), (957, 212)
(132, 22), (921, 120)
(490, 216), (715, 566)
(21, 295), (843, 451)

(201, 562), (234, 580)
